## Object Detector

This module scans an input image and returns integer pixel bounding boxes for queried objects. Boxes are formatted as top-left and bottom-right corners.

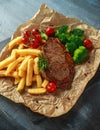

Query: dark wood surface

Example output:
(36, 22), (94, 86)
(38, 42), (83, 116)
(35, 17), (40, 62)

(0, 0), (100, 42)
(0, 1), (100, 130)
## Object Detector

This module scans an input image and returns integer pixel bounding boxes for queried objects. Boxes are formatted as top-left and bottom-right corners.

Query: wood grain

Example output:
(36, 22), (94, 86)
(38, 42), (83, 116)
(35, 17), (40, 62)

(0, 0), (100, 42)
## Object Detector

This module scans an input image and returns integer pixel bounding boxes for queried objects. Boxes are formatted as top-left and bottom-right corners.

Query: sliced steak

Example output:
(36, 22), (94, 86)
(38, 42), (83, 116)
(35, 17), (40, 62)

(42, 38), (75, 89)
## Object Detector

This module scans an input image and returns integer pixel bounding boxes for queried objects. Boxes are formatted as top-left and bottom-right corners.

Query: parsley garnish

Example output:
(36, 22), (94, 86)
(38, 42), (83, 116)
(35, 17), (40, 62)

(38, 55), (48, 71)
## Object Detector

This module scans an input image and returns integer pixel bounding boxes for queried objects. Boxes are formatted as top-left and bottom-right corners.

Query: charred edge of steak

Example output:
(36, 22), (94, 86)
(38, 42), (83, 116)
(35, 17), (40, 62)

(42, 37), (75, 89)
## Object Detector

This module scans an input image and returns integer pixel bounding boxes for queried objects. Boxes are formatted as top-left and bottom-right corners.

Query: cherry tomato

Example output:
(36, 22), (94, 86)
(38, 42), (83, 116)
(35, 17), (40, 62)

(30, 38), (40, 48)
(23, 29), (31, 37)
(21, 35), (29, 44)
(46, 27), (54, 37)
(35, 34), (42, 43)
(46, 82), (57, 93)
(84, 39), (92, 49)
(31, 28), (39, 36)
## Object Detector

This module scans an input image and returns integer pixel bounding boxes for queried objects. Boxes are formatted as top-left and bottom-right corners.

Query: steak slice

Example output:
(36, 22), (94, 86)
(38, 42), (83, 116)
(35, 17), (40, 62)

(42, 38), (75, 89)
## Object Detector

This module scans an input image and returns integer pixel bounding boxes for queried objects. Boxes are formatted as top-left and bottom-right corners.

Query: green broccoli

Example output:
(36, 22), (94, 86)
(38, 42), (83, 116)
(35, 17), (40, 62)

(65, 42), (77, 55)
(58, 25), (68, 34)
(73, 46), (88, 64)
(55, 25), (69, 44)
(55, 25), (68, 36)
(69, 35), (84, 47)
(55, 26), (85, 56)
(58, 33), (68, 44)
(70, 28), (84, 36)
(65, 34), (84, 55)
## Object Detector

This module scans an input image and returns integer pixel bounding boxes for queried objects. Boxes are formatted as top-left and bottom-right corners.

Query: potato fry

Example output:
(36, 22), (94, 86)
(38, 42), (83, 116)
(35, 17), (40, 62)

(28, 88), (46, 94)
(36, 75), (42, 88)
(34, 57), (39, 74)
(32, 75), (36, 82)
(0, 70), (18, 79)
(14, 77), (20, 85)
(0, 53), (16, 70)
(0, 70), (7, 77)
(18, 56), (31, 77)
(8, 36), (22, 50)
(26, 58), (34, 86)
(42, 79), (49, 88)
(0, 36), (48, 94)
(16, 76), (26, 92)
(11, 49), (17, 57)
(12, 71), (19, 79)
(18, 70), (26, 78)
(18, 43), (24, 49)
(19, 56), (31, 71)
(6, 57), (24, 75)
(16, 49), (41, 56)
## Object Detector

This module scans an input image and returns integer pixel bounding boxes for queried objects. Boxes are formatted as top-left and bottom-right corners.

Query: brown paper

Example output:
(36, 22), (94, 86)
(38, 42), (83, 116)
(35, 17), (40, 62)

(0, 4), (100, 117)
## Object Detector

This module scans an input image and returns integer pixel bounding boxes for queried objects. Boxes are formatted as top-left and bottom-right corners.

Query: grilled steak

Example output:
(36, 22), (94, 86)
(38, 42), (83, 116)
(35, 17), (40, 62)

(42, 38), (75, 89)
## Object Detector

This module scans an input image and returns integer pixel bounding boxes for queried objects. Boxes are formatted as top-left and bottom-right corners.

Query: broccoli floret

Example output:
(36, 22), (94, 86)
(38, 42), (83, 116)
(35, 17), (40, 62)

(58, 25), (68, 34)
(55, 25), (69, 44)
(66, 32), (71, 41)
(55, 26), (85, 53)
(65, 34), (84, 55)
(58, 33), (68, 44)
(55, 25), (68, 37)
(73, 46), (88, 64)
(65, 42), (77, 55)
(71, 28), (84, 36)
(69, 35), (84, 47)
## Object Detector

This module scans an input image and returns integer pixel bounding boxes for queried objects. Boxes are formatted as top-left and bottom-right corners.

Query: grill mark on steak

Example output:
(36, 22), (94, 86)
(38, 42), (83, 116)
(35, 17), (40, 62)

(42, 38), (75, 89)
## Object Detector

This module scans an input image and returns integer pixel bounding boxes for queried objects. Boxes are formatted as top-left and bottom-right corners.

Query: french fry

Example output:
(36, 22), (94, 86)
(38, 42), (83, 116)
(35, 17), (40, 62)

(18, 70), (26, 78)
(6, 57), (24, 75)
(11, 49), (17, 57)
(16, 49), (41, 56)
(14, 77), (20, 85)
(18, 43), (24, 49)
(8, 36), (22, 50)
(0, 36), (49, 94)
(26, 58), (34, 86)
(36, 75), (42, 88)
(18, 56), (31, 77)
(32, 75), (36, 82)
(42, 79), (49, 88)
(0, 70), (7, 77)
(34, 57), (39, 74)
(11, 71), (19, 79)
(0, 52), (16, 70)
(19, 56), (31, 71)
(16, 76), (26, 92)
(28, 88), (46, 94)
(0, 70), (18, 79)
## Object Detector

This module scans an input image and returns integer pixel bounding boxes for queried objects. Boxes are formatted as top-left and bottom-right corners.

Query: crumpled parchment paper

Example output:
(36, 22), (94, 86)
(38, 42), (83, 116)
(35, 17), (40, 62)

(0, 4), (100, 117)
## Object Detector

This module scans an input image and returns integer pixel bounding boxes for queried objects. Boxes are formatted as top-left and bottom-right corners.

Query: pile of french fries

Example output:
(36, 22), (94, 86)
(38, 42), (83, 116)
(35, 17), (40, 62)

(0, 36), (49, 94)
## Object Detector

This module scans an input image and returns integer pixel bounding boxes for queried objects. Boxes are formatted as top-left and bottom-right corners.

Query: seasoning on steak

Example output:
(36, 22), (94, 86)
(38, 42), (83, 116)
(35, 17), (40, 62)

(42, 38), (75, 89)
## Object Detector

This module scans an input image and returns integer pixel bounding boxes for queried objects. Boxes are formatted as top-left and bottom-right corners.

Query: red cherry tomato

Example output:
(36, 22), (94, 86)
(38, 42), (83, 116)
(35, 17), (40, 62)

(35, 34), (42, 43)
(84, 39), (92, 49)
(21, 36), (29, 44)
(46, 82), (57, 93)
(31, 28), (39, 36)
(30, 38), (40, 48)
(23, 29), (31, 37)
(46, 27), (54, 37)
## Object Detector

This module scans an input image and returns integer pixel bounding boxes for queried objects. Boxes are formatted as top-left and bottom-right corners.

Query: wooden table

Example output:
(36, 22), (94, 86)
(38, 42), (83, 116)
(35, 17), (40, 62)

(0, 0), (100, 42)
